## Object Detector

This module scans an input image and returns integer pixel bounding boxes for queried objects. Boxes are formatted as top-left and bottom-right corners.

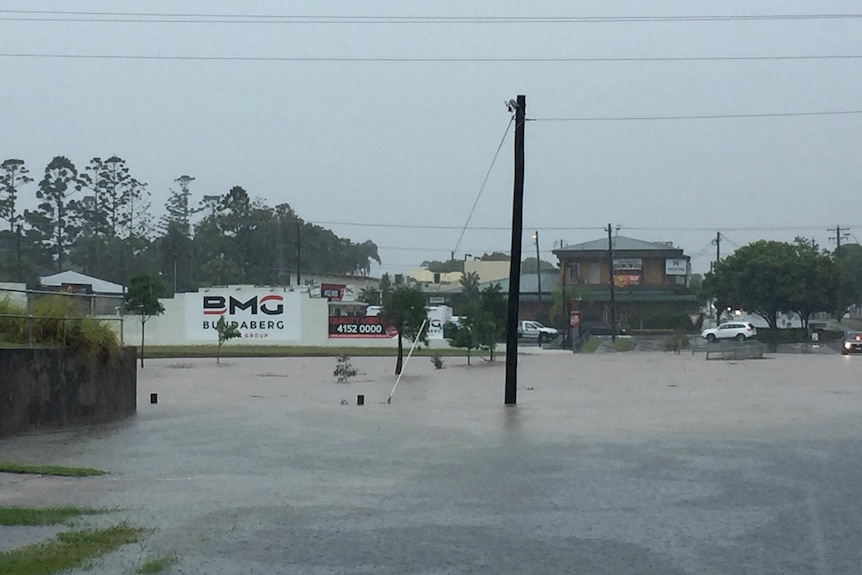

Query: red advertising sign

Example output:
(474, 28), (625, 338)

(569, 312), (581, 327)
(328, 316), (397, 338)
(613, 273), (641, 287)
(321, 283), (345, 301)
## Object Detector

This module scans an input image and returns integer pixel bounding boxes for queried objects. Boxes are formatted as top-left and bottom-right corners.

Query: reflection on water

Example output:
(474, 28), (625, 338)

(503, 404), (521, 433)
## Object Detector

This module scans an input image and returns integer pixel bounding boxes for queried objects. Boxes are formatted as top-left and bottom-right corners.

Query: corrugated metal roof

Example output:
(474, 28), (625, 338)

(40, 271), (124, 294)
(558, 236), (680, 252)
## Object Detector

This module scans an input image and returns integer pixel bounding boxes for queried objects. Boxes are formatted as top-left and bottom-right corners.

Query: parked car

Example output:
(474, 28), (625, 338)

(841, 331), (862, 355)
(517, 320), (559, 343)
(701, 322), (757, 343)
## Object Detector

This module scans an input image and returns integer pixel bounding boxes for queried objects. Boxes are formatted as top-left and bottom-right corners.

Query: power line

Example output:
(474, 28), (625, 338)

(623, 224), (862, 232)
(4, 53), (862, 63)
(310, 220), (862, 232)
(3, 10), (862, 24)
(450, 117), (514, 258)
(529, 110), (862, 122)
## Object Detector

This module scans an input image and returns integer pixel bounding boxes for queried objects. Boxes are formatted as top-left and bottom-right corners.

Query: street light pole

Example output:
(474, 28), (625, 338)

(533, 231), (542, 320)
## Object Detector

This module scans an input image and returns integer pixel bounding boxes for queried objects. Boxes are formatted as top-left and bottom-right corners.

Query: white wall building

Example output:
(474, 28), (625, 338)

(114, 286), (453, 348)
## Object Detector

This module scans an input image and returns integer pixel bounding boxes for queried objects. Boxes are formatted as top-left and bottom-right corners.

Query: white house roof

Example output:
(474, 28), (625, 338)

(39, 271), (125, 294)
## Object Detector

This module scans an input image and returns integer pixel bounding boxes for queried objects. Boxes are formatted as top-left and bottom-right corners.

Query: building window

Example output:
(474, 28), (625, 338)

(588, 263), (601, 284)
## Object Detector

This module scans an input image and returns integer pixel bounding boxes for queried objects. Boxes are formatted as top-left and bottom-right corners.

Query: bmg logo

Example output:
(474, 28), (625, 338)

(203, 294), (284, 316)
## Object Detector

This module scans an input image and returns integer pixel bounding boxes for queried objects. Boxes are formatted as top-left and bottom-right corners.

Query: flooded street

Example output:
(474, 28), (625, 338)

(2, 353), (862, 574)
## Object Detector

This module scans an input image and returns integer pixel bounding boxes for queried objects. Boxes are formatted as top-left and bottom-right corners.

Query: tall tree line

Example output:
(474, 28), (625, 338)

(0, 156), (380, 290)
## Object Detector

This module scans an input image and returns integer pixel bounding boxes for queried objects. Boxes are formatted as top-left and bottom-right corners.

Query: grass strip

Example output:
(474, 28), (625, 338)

(0, 523), (141, 575)
(0, 507), (107, 526)
(577, 339), (601, 353)
(137, 553), (179, 573)
(612, 339), (637, 352)
(143, 345), (471, 359)
(0, 462), (105, 477)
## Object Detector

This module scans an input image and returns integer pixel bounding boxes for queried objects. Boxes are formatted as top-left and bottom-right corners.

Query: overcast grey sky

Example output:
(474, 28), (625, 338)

(3, 1), (862, 276)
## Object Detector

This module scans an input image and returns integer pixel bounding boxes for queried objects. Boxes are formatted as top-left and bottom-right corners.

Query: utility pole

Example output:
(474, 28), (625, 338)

(607, 223), (616, 342)
(505, 95), (526, 406)
(829, 225), (845, 254)
(533, 231), (542, 321)
(715, 231), (721, 263)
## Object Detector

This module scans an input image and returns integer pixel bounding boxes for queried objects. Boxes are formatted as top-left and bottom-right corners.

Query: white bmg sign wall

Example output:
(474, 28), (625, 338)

(184, 288), (302, 342)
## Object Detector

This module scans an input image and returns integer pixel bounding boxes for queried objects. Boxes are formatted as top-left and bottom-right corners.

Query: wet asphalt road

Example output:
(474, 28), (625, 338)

(1, 353), (862, 574)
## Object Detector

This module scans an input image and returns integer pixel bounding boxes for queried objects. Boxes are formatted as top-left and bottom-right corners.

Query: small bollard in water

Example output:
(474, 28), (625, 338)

(150, 393), (158, 404)
(357, 394), (365, 406)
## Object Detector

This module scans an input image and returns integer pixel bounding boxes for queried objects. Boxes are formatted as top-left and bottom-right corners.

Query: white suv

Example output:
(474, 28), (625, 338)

(701, 322), (757, 343)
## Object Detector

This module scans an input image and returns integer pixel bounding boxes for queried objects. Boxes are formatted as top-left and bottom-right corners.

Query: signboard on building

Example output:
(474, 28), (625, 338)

(185, 289), (301, 342)
(427, 317), (445, 339)
(613, 258), (642, 271)
(613, 274), (641, 287)
(328, 316), (396, 338)
(321, 283), (344, 301)
(665, 258), (688, 276)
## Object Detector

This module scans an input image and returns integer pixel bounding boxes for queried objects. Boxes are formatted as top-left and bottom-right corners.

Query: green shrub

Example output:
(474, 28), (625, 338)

(0, 295), (119, 360)
(757, 328), (843, 344)
(334, 355), (358, 382)
(664, 330), (691, 351)
(430, 353), (444, 369)
(0, 297), (29, 342)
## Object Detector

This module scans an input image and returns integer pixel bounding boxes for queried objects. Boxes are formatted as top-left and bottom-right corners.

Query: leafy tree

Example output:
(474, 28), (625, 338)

(160, 175), (195, 238)
(379, 273), (393, 300)
(702, 239), (841, 330)
(124, 274), (166, 367)
(155, 175), (197, 289)
(520, 257), (557, 274)
(25, 156), (82, 272)
(473, 284), (507, 360)
(458, 271), (481, 305)
(215, 315), (241, 364)
(834, 243), (862, 316)
(381, 285), (428, 374)
(787, 238), (841, 332)
(422, 258), (463, 273)
(358, 286), (381, 306)
(480, 251), (509, 261)
(0, 159), (33, 231)
(0, 227), (39, 284)
(199, 257), (244, 286)
(444, 311), (478, 365)
(448, 284), (508, 362)
(79, 156), (146, 237)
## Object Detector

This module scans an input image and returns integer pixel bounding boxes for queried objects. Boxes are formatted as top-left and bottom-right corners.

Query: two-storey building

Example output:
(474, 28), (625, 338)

(552, 236), (698, 330)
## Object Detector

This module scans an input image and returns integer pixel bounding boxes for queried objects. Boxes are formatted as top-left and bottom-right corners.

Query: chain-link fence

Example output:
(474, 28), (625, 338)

(0, 285), (125, 348)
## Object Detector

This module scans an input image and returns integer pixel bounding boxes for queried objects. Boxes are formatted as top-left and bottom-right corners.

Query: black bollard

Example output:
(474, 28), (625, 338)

(150, 393), (158, 404)
(357, 394), (365, 406)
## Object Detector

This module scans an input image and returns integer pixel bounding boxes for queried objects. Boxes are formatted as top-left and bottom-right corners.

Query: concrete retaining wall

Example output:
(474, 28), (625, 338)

(0, 347), (137, 437)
